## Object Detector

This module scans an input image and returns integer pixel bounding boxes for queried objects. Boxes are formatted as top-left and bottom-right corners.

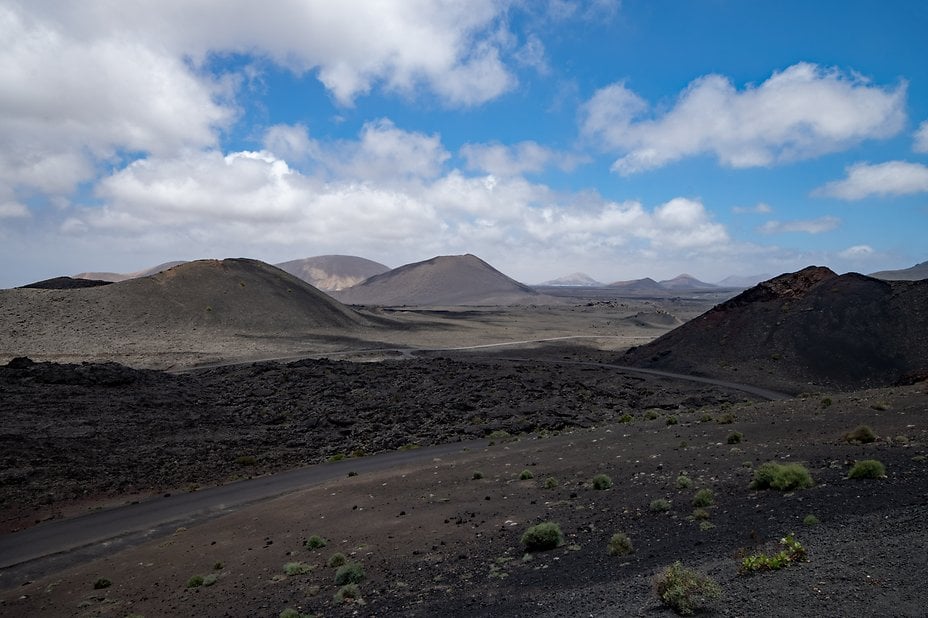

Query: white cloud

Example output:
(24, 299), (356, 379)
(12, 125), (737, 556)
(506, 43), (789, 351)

(581, 63), (907, 174)
(460, 141), (586, 176)
(814, 161), (928, 200)
(838, 245), (875, 259)
(732, 203), (773, 215)
(758, 216), (840, 234)
(914, 121), (928, 153)
(0, 201), (30, 219)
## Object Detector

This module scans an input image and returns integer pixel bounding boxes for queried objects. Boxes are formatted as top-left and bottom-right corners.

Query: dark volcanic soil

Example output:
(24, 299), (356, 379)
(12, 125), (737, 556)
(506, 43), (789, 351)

(0, 355), (747, 532)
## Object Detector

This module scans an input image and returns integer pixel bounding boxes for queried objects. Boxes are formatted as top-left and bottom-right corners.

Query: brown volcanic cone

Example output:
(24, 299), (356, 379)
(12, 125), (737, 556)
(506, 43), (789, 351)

(623, 266), (928, 391)
(275, 255), (389, 291)
(333, 254), (539, 306)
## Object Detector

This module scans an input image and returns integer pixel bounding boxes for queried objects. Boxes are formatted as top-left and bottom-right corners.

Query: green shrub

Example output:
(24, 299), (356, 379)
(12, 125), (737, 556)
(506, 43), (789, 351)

(820, 397), (832, 409)
(327, 552), (347, 568)
(472, 471), (484, 480)
(653, 561), (722, 615)
(334, 562), (365, 585)
(750, 462), (814, 491)
(676, 475), (694, 489)
(93, 577), (111, 590)
(487, 429), (513, 442)
(699, 413), (713, 423)
(186, 575), (204, 588)
(645, 410), (659, 420)
(592, 474), (613, 490)
(692, 507), (710, 521)
(283, 562), (312, 576)
(698, 520), (715, 531)
(334, 583), (362, 604)
(802, 514), (820, 526)
(519, 469), (534, 480)
(844, 425), (877, 444)
(666, 416), (679, 426)
(327, 453), (346, 462)
(848, 459), (886, 479)
(650, 498), (672, 513)
(235, 455), (257, 466)
(202, 573), (218, 587)
(727, 431), (743, 444)
(717, 413), (735, 424)
(213, 561), (224, 570)
(543, 476), (559, 489)
(692, 489), (714, 508)
(304, 535), (327, 549)
(619, 413), (633, 423)
(607, 532), (633, 556)
(740, 534), (807, 573)
(521, 522), (564, 552)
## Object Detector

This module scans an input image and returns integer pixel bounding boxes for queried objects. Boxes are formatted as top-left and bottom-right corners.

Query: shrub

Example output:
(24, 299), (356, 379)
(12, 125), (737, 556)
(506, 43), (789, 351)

(848, 459), (886, 479)
(472, 471), (484, 480)
(93, 577), (112, 590)
(334, 562), (365, 585)
(543, 476), (559, 489)
(334, 583), (362, 604)
(666, 416), (679, 426)
(692, 508), (710, 521)
(283, 562), (312, 576)
(619, 413), (633, 423)
(327, 552), (347, 568)
(692, 489), (714, 508)
(521, 522), (564, 552)
(676, 475), (694, 489)
(235, 455), (257, 466)
(519, 469), (534, 480)
(645, 410), (659, 420)
(717, 413), (735, 425)
(186, 575), (204, 588)
(727, 431), (743, 444)
(844, 425), (877, 444)
(653, 561), (722, 615)
(803, 514), (820, 526)
(592, 474), (613, 490)
(740, 534), (807, 573)
(304, 535), (327, 549)
(699, 413), (713, 423)
(699, 520), (715, 531)
(202, 573), (218, 587)
(280, 609), (314, 618)
(820, 397), (832, 409)
(607, 532), (633, 556)
(750, 462), (814, 491)
(213, 561), (224, 570)
(650, 498), (672, 513)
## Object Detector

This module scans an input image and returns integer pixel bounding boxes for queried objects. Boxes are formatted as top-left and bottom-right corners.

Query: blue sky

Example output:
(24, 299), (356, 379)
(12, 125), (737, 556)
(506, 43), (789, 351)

(1, 0), (926, 287)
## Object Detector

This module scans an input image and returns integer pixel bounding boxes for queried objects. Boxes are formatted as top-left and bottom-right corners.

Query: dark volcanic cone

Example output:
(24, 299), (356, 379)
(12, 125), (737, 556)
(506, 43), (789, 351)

(18, 277), (113, 290)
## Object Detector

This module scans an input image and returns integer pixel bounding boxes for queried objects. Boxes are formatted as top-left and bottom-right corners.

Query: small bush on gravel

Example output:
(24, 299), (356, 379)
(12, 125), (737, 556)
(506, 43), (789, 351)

(186, 575), (204, 588)
(844, 425), (877, 444)
(699, 413), (713, 423)
(740, 534), (807, 573)
(334, 583), (362, 604)
(93, 577), (111, 590)
(619, 413), (633, 423)
(666, 415), (679, 426)
(304, 535), (327, 549)
(650, 498), (672, 513)
(803, 514), (820, 526)
(284, 562), (313, 576)
(235, 455), (257, 466)
(202, 573), (218, 587)
(472, 471), (484, 480)
(727, 431), (743, 444)
(750, 462), (814, 491)
(543, 476), (559, 489)
(820, 397), (832, 409)
(676, 475), (694, 489)
(692, 507), (710, 521)
(334, 562), (365, 585)
(692, 489), (714, 508)
(645, 410), (659, 420)
(717, 413), (735, 425)
(280, 609), (314, 618)
(327, 552), (347, 568)
(213, 561), (224, 570)
(519, 469), (534, 480)
(607, 533), (633, 556)
(521, 522), (564, 551)
(848, 459), (886, 479)
(592, 474), (613, 490)
(653, 561), (721, 615)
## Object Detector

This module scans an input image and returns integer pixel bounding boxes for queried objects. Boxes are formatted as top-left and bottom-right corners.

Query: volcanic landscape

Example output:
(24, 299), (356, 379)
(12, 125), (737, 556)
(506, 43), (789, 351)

(1, 255), (926, 617)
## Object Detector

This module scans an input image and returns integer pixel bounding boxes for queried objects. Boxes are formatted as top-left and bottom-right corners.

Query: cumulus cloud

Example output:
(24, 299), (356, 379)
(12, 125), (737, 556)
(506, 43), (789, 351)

(758, 216), (840, 234)
(460, 141), (586, 176)
(838, 245), (875, 259)
(581, 63), (907, 174)
(914, 121), (928, 153)
(814, 161), (928, 200)
(0, 202), (30, 219)
(732, 203), (773, 214)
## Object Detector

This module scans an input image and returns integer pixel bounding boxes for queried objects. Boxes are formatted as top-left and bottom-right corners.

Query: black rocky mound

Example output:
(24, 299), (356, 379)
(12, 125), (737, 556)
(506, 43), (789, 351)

(18, 277), (113, 290)
(623, 266), (928, 391)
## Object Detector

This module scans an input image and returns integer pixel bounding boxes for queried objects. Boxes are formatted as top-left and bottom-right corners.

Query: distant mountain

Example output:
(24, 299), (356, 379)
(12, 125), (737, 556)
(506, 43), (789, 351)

(75, 261), (188, 282)
(658, 274), (718, 290)
(19, 276), (113, 290)
(275, 255), (390, 291)
(624, 266), (928, 390)
(605, 277), (668, 295)
(333, 254), (539, 306)
(539, 273), (603, 287)
(870, 260), (928, 281)
(716, 273), (771, 288)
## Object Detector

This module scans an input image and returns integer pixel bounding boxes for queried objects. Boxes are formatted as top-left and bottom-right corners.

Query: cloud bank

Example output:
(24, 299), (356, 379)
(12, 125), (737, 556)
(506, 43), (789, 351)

(815, 161), (928, 200)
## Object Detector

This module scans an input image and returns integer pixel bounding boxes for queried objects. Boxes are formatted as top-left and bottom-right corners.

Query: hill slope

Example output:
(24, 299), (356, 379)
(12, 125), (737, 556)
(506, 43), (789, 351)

(333, 254), (540, 306)
(870, 260), (928, 281)
(539, 273), (603, 287)
(275, 255), (389, 291)
(75, 261), (188, 282)
(623, 266), (928, 390)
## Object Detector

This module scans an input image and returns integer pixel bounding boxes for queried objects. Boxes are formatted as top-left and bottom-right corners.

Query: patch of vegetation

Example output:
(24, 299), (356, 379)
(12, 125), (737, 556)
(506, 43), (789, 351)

(327, 552), (347, 568)
(619, 413), (633, 423)
(487, 429), (513, 442)
(645, 410), (660, 420)
(283, 562), (313, 576)
(186, 575), (204, 588)
(844, 425), (877, 444)
(334, 562), (365, 585)
(666, 415), (679, 426)
(871, 401), (890, 411)
(848, 459), (886, 479)
(699, 413), (713, 423)
(750, 462), (814, 491)
(543, 476), (559, 489)
(202, 574), (218, 587)
(472, 471), (484, 480)
(519, 469), (534, 480)
(692, 488), (714, 508)
(698, 521), (715, 531)
(803, 514), (820, 526)
(607, 532), (633, 556)
(653, 561), (722, 615)
(326, 453), (346, 462)
(280, 609), (314, 618)
(334, 583), (363, 604)
(740, 534), (807, 573)
(521, 521), (564, 552)
(398, 442), (420, 451)
(650, 498), (672, 513)
(691, 507), (710, 521)
(235, 455), (257, 466)
(213, 561), (223, 570)
(304, 535), (327, 549)
(727, 431), (743, 444)
(820, 397), (832, 409)
(676, 474), (694, 489)
(717, 413), (735, 425)
(592, 474), (613, 490)
(92, 577), (111, 590)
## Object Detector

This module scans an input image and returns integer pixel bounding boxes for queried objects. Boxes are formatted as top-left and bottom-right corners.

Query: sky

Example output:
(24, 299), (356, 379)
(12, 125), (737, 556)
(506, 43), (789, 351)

(1, 0), (927, 288)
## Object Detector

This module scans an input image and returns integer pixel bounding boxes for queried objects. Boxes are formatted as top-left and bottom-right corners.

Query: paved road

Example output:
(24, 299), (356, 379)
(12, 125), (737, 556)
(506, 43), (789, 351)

(0, 347), (790, 584)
